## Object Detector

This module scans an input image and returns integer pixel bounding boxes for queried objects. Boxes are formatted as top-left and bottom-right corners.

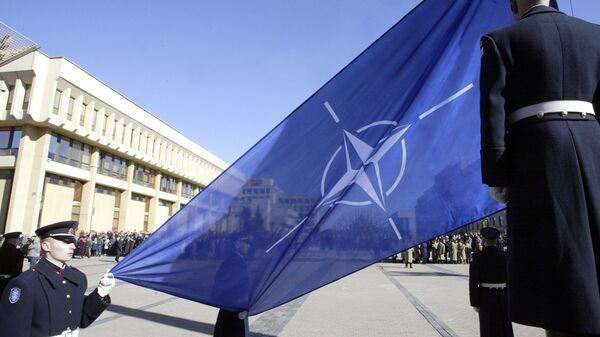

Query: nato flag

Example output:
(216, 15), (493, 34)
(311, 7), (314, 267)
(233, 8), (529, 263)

(112, 0), (513, 315)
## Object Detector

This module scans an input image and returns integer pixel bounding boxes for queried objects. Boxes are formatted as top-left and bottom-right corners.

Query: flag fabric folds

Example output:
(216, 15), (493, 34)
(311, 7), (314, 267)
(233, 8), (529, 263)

(111, 0), (513, 315)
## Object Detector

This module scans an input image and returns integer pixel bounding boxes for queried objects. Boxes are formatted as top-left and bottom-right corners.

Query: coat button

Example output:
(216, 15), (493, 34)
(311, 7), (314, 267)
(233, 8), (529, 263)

(66, 294), (71, 299)
(560, 110), (568, 117)
(536, 111), (545, 119)
(68, 310), (72, 314)
(62, 280), (66, 284)
(581, 112), (588, 118)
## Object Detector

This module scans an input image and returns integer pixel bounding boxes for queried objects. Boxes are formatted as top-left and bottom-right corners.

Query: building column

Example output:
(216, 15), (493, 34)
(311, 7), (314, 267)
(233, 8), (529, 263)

(174, 179), (183, 213)
(79, 148), (99, 233)
(148, 173), (161, 231)
(118, 162), (134, 231)
(5, 126), (50, 235)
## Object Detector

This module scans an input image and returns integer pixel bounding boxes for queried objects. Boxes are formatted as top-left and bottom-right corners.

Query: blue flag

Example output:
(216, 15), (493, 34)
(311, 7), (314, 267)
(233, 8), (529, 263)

(112, 0), (513, 315)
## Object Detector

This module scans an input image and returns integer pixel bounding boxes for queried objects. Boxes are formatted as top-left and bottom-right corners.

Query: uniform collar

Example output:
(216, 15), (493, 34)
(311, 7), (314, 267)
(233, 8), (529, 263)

(522, 5), (563, 19)
(35, 258), (80, 288)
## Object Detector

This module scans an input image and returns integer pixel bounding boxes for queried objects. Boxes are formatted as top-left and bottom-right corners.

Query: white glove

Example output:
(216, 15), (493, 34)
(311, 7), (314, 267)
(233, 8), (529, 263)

(489, 186), (509, 204)
(97, 271), (115, 297)
(473, 306), (480, 313)
(237, 311), (248, 320)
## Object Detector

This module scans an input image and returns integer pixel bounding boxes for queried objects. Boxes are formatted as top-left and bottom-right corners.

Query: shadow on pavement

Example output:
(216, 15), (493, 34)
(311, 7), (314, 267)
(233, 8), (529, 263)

(385, 270), (468, 279)
(103, 304), (216, 334)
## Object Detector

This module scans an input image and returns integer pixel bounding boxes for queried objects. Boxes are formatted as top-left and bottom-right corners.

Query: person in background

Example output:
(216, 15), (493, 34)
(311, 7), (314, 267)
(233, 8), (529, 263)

(470, 227), (513, 337)
(26, 235), (41, 269)
(0, 232), (24, 296)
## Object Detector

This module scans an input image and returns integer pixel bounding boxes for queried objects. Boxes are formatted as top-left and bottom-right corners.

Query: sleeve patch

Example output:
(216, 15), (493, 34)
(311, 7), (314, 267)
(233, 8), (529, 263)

(8, 287), (21, 303)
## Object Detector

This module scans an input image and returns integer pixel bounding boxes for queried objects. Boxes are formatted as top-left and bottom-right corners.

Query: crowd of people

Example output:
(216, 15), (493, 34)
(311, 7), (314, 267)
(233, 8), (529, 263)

(1, 229), (153, 265)
(392, 231), (508, 266)
(72, 230), (151, 261)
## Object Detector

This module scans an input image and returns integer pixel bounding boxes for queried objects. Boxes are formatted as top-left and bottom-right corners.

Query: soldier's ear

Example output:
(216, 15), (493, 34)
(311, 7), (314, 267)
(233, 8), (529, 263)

(40, 239), (52, 252)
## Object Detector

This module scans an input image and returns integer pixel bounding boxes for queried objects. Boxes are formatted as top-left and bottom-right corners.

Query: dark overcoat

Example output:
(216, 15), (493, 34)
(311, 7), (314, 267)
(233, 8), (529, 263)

(0, 241), (24, 296)
(0, 258), (110, 337)
(480, 5), (600, 333)
(469, 246), (513, 337)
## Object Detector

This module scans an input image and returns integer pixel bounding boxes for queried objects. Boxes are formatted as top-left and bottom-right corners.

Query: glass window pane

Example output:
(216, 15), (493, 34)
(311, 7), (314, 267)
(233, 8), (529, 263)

(48, 134), (58, 160)
(67, 97), (75, 120)
(22, 84), (31, 111)
(0, 129), (10, 148)
(52, 90), (62, 114)
(80, 103), (87, 126)
(11, 129), (21, 149)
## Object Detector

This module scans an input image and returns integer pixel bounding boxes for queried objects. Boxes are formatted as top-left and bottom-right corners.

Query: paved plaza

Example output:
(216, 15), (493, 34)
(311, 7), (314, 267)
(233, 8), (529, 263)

(59, 257), (544, 337)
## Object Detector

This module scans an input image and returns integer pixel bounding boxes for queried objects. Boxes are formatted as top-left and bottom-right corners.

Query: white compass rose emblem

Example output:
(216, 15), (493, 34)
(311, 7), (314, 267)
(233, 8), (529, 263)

(265, 83), (475, 253)
(318, 115), (410, 211)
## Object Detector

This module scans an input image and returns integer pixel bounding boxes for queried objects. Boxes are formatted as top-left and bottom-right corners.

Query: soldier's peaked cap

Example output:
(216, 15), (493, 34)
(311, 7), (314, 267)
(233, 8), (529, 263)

(480, 227), (500, 240)
(2, 231), (21, 239)
(35, 221), (77, 243)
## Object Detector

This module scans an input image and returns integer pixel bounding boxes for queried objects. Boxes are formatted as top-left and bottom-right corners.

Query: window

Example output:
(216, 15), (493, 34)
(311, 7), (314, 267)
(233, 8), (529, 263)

(121, 123), (127, 143)
(182, 182), (195, 199)
(133, 165), (154, 187)
(112, 121), (117, 140)
(91, 109), (98, 130)
(66, 96), (76, 121)
(47, 133), (91, 169)
(131, 193), (148, 202)
(97, 151), (127, 180)
(5, 85), (14, 111)
(52, 90), (62, 115)
(102, 113), (109, 135)
(80, 103), (87, 126)
(160, 175), (176, 194)
(0, 127), (21, 156)
(22, 84), (31, 111)
(45, 173), (75, 188)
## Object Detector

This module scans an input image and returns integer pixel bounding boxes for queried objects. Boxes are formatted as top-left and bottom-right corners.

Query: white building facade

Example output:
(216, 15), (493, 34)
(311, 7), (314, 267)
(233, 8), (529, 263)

(0, 50), (228, 235)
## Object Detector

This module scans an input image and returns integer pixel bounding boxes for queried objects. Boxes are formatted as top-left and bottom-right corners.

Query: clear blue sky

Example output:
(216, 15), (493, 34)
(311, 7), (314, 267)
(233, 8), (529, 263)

(2, 0), (598, 164)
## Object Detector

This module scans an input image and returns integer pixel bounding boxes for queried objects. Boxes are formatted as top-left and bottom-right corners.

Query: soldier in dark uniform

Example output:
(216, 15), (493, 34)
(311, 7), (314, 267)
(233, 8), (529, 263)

(469, 227), (513, 337)
(0, 231), (24, 296)
(479, 0), (600, 335)
(0, 221), (115, 337)
(212, 235), (251, 337)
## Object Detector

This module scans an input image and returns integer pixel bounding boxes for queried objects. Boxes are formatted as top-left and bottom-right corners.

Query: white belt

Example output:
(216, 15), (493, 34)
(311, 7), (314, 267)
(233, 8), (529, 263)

(0, 274), (11, 279)
(50, 328), (79, 337)
(479, 282), (506, 289)
(508, 100), (595, 126)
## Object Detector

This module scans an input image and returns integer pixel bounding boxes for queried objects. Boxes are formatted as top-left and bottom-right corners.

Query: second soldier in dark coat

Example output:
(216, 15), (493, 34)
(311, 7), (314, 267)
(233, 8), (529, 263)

(0, 231), (24, 296)
(470, 227), (513, 337)
(479, 0), (600, 334)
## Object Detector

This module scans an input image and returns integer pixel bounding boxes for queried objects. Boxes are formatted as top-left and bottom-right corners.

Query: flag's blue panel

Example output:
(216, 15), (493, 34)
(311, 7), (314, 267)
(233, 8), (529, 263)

(111, 0), (513, 315)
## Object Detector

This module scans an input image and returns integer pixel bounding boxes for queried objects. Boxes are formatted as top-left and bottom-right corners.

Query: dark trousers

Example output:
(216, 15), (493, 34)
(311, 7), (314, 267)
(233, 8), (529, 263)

(213, 309), (246, 337)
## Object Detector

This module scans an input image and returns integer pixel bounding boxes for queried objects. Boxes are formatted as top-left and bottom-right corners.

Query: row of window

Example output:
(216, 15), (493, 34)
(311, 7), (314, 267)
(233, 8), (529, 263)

(6, 134), (197, 195)
(43, 133), (201, 197)
(48, 134), (92, 170)
(4, 83), (31, 113)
